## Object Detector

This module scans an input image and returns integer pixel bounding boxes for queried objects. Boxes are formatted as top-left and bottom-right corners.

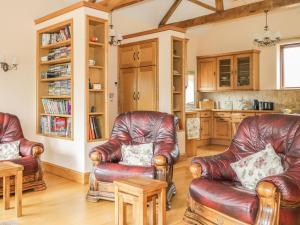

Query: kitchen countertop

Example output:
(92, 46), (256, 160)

(186, 109), (279, 114)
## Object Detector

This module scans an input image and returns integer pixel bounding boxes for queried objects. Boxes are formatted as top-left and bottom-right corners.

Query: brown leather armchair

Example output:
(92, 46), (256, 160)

(0, 113), (46, 194)
(184, 114), (300, 225)
(87, 111), (179, 209)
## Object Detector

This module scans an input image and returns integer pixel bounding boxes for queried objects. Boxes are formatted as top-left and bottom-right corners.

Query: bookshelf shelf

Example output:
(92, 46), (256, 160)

(40, 113), (71, 118)
(40, 57), (71, 65)
(41, 95), (71, 99)
(40, 76), (71, 82)
(171, 37), (186, 131)
(89, 41), (104, 47)
(86, 16), (107, 142)
(41, 39), (71, 50)
(89, 65), (104, 69)
(37, 19), (73, 140)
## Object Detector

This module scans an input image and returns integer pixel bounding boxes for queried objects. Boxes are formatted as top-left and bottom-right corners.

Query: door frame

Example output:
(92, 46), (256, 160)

(117, 38), (159, 114)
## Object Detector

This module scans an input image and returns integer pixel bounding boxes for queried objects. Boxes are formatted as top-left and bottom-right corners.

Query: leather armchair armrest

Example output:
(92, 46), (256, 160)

(190, 163), (203, 179)
(191, 149), (237, 180)
(255, 181), (280, 225)
(19, 138), (44, 158)
(89, 139), (122, 165)
(154, 155), (167, 181)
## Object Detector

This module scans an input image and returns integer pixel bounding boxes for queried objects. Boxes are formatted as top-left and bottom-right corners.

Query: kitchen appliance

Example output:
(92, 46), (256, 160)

(253, 99), (259, 110)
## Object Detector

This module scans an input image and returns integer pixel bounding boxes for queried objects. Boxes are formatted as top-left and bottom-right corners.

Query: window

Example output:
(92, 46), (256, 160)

(185, 72), (195, 108)
(281, 43), (300, 88)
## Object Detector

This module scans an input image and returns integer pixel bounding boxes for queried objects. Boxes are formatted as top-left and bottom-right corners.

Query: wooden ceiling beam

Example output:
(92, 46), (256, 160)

(215, 0), (224, 11)
(159, 0), (183, 26)
(164, 0), (300, 28)
(187, 0), (217, 12)
(98, 0), (145, 11)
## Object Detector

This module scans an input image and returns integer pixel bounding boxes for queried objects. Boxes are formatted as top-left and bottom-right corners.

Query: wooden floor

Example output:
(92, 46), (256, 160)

(0, 145), (226, 225)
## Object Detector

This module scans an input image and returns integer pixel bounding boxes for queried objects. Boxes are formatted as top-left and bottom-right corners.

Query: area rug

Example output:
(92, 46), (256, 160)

(0, 221), (18, 225)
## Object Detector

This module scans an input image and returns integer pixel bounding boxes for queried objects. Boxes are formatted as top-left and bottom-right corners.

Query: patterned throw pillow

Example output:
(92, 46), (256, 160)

(120, 143), (153, 166)
(230, 143), (284, 190)
(0, 140), (21, 160)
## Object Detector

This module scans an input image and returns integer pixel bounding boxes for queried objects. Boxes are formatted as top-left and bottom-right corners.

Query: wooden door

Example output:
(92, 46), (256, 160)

(137, 41), (157, 67)
(197, 58), (216, 91)
(119, 45), (138, 69)
(217, 56), (234, 90)
(137, 66), (157, 111)
(213, 117), (231, 140)
(234, 54), (253, 90)
(119, 68), (137, 113)
(200, 118), (211, 140)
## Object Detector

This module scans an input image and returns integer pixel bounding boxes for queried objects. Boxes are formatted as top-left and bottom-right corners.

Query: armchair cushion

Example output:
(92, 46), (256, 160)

(94, 163), (155, 183)
(231, 143), (284, 190)
(0, 140), (21, 160)
(190, 178), (259, 225)
(120, 143), (153, 166)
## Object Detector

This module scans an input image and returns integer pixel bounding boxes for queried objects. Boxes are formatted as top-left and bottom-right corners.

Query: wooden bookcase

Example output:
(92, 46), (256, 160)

(171, 37), (186, 130)
(36, 19), (73, 140)
(86, 16), (107, 142)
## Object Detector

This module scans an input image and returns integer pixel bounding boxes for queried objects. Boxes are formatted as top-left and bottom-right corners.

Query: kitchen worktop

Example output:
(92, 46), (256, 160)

(185, 109), (279, 114)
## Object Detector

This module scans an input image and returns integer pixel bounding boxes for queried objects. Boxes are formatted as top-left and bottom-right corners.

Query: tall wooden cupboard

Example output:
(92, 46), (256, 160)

(118, 39), (157, 113)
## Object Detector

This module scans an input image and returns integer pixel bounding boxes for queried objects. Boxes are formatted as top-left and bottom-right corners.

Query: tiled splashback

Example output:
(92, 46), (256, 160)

(200, 90), (300, 111)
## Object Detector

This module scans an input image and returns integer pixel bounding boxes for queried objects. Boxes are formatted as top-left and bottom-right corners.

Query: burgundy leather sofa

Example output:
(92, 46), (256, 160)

(0, 113), (46, 194)
(87, 111), (179, 209)
(184, 114), (300, 225)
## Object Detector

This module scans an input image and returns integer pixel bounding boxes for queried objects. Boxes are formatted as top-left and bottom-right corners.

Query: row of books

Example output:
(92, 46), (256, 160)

(40, 116), (71, 137)
(42, 99), (71, 115)
(41, 25), (71, 47)
(89, 116), (102, 140)
(41, 63), (71, 79)
(48, 80), (71, 96)
(41, 46), (71, 62)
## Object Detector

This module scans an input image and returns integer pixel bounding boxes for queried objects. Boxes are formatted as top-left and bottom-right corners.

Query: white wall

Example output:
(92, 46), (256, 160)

(186, 6), (300, 90)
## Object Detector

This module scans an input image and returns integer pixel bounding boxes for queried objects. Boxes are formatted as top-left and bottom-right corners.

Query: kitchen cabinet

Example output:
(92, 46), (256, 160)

(197, 50), (260, 92)
(197, 58), (216, 91)
(213, 116), (231, 140)
(119, 40), (158, 113)
(119, 40), (157, 69)
(231, 113), (255, 137)
(119, 66), (157, 113)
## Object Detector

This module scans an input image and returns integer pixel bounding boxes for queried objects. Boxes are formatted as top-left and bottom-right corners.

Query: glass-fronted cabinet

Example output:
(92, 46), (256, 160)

(235, 54), (252, 89)
(217, 56), (233, 90)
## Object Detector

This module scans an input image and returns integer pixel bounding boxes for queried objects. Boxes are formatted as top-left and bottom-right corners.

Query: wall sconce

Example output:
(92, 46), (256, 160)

(0, 55), (18, 72)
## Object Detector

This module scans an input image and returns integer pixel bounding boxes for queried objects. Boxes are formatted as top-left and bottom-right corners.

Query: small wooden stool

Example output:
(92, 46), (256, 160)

(0, 162), (24, 217)
(114, 177), (167, 225)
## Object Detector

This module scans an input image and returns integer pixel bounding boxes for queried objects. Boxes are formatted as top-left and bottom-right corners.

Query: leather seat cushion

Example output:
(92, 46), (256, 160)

(189, 178), (259, 224)
(1, 156), (39, 176)
(94, 163), (155, 183)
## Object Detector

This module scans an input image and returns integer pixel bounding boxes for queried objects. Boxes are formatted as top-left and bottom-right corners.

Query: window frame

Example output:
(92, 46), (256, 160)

(280, 42), (300, 89)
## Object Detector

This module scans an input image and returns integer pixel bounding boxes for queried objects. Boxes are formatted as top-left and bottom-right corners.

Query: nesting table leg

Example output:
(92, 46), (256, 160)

(3, 176), (10, 210)
(15, 170), (22, 217)
(158, 188), (166, 225)
(149, 196), (157, 225)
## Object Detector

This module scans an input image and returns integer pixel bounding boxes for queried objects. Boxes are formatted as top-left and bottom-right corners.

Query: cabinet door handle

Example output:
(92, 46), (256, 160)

(137, 92), (140, 100)
(133, 92), (136, 100)
(133, 52), (136, 61)
(137, 51), (140, 60)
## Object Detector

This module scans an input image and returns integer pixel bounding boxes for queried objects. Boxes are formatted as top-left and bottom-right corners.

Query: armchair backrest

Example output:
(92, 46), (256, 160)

(110, 111), (179, 161)
(0, 112), (24, 144)
(231, 114), (300, 169)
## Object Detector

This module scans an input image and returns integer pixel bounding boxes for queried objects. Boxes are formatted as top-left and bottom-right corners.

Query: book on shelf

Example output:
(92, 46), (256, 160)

(48, 80), (71, 96)
(41, 63), (71, 79)
(89, 116), (102, 140)
(41, 46), (71, 62)
(41, 25), (71, 47)
(41, 99), (71, 115)
(40, 116), (71, 137)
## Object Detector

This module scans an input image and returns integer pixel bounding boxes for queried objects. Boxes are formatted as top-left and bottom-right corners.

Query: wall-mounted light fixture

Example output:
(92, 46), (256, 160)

(0, 55), (18, 72)
(109, 13), (123, 46)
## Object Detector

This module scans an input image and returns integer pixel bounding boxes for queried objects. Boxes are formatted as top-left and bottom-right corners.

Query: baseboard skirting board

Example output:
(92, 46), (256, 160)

(42, 161), (90, 184)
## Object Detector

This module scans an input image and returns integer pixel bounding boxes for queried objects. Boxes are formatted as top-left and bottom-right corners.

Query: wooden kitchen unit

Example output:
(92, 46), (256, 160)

(185, 109), (277, 156)
(197, 50), (260, 92)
